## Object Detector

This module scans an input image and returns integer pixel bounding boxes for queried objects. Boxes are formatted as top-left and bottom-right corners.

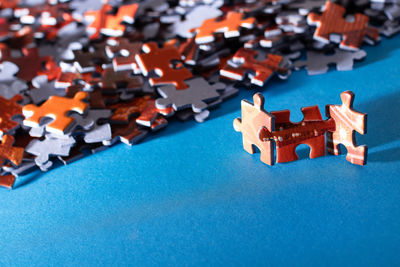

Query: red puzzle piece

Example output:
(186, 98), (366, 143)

(233, 93), (275, 165)
(85, 3), (138, 39)
(259, 106), (335, 163)
(307, 1), (379, 50)
(0, 174), (15, 189)
(0, 135), (24, 167)
(109, 95), (174, 129)
(0, 46), (52, 81)
(193, 11), (255, 44)
(326, 91), (367, 165)
(220, 48), (284, 86)
(0, 95), (23, 135)
(135, 42), (193, 89)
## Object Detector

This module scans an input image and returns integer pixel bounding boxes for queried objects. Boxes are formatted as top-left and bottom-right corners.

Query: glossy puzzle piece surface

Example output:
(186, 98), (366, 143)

(220, 48), (284, 86)
(135, 42), (193, 89)
(259, 106), (335, 163)
(0, 135), (23, 167)
(0, 94), (23, 136)
(85, 3), (138, 39)
(307, 1), (379, 50)
(23, 92), (88, 135)
(326, 91), (367, 165)
(233, 93), (275, 166)
(193, 11), (255, 44)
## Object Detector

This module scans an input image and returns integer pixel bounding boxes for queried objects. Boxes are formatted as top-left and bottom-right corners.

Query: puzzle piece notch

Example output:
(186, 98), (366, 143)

(307, 1), (379, 50)
(220, 48), (285, 86)
(0, 135), (24, 167)
(23, 92), (88, 135)
(135, 42), (193, 89)
(233, 93), (275, 165)
(326, 91), (367, 165)
(259, 106), (336, 163)
(193, 11), (256, 44)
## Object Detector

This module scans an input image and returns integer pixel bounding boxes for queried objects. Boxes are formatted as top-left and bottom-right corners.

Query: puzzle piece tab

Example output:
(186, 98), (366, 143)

(326, 91), (367, 165)
(307, 1), (379, 50)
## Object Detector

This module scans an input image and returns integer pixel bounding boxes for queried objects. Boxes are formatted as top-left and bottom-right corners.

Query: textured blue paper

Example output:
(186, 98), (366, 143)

(0, 35), (400, 266)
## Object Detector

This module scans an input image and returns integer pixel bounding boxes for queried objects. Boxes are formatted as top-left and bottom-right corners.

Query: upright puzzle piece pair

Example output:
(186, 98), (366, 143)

(234, 91), (367, 166)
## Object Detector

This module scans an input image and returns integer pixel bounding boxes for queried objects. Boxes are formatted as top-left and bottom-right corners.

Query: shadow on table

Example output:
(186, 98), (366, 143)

(360, 90), (400, 162)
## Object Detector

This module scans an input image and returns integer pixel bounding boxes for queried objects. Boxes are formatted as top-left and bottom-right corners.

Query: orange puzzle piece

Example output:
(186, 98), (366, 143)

(193, 11), (255, 44)
(307, 1), (379, 50)
(326, 91), (367, 165)
(233, 93), (275, 165)
(23, 92), (88, 135)
(135, 42), (193, 89)
(85, 3), (138, 39)
(0, 135), (23, 167)
(0, 174), (16, 189)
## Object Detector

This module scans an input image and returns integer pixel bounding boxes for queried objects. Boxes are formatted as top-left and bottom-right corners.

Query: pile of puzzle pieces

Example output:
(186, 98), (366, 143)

(234, 91), (368, 166)
(0, 0), (397, 188)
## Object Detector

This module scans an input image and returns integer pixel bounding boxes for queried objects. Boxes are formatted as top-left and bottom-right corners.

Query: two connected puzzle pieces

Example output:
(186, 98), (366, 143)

(234, 91), (368, 166)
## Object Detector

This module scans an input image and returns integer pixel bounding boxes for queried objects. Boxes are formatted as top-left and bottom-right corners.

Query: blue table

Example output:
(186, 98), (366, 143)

(1, 35), (400, 266)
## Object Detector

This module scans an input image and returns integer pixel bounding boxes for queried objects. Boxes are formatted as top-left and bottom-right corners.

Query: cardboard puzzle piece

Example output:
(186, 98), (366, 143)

(326, 91), (367, 165)
(0, 135), (23, 167)
(233, 93), (275, 165)
(293, 48), (367, 75)
(156, 77), (224, 113)
(259, 106), (335, 163)
(106, 39), (142, 73)
(104, 120), (148, 146)
(85, 3), (138, 39)
(220, 48), (284, 86)
(0, 173), (16, 189)
(0, 94), (23, 136)
(193, 11), (256, 44)
(25, 136), (76, 171)
(307, 1), (379, 50)
(135, 42), (193, 89)
(0, 46), (52, 81)
(110, 95), (174, 129)
(23, 92), (88, 135)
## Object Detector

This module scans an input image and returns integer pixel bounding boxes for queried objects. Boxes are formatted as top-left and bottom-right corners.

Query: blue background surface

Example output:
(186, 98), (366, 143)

(1, 35), (400, 266)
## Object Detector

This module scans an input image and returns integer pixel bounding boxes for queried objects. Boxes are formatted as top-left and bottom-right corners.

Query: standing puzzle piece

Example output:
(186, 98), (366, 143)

(135, 42), (193, 89)
(23, 92), (88, 135)
(193, 11), (256, 44)
(156, 77), (224, 113)
(233, 93), (275, 165)
(0, 135), (24, 167)
(293, 49), (367, 75)
(259, 106), (335, 163)
(220, 48), (284, 86)
(326, 91), (367, 165)
(307, 1), (379, 50)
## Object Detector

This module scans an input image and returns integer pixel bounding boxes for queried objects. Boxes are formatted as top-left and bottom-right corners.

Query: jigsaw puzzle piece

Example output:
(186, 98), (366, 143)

(307, 1), (379, 50)
(135, 42), (193, 89)
(0, 135), (24, 167)
(326, 91), (367, 165)
(220, 48), (285, 86)
(23, 92), (88, 135)
(233, 93), (275, 165)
